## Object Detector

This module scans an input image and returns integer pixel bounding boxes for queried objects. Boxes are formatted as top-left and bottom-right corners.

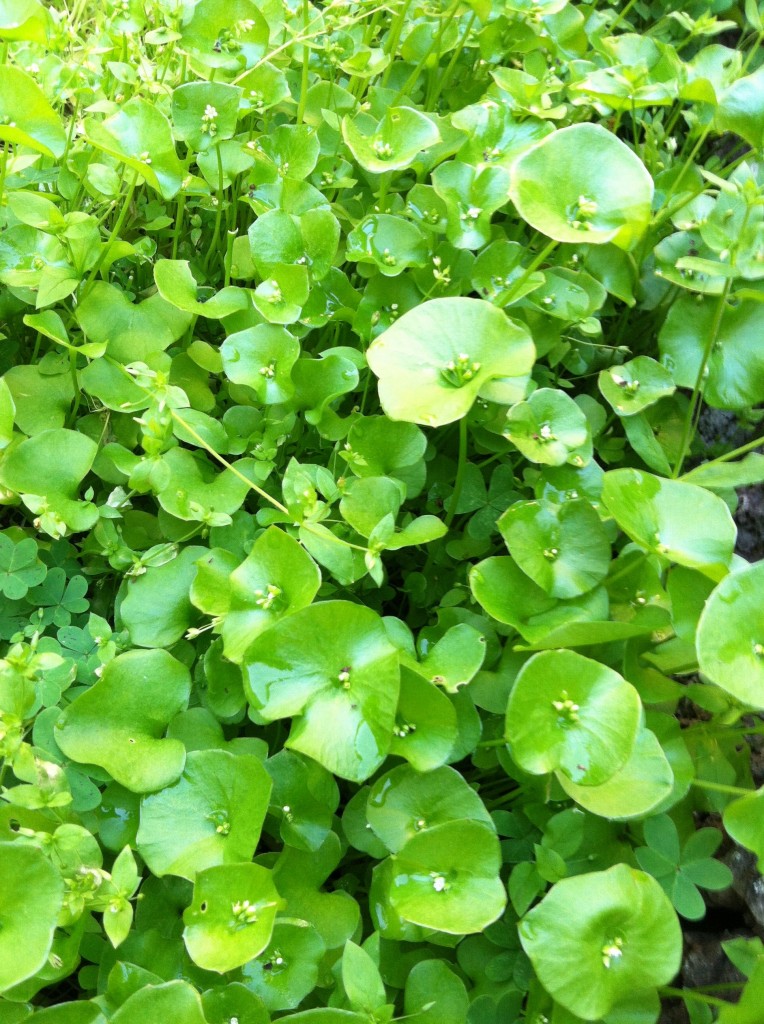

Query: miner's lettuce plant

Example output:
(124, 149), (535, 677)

(2, 0), (764, 1021)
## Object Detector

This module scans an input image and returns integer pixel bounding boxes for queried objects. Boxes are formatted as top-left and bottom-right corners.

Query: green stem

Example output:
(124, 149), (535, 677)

(81, 168), (139, 296)
(691, 778), (753, 797)
(503, 238), (558, 305)
(296, 0), (310, 125)
(224, 229), (237, 289)
(681, 433), (764, 477)
(204, 146), (225, 276)
(477, 738), (508, 748)
(428, 11), (476, 109)
(171, 191), (186, 261)
(381, 0), (413, 86)
(608, 0), (639, 32)
(672, 278), (732, 478)
(659, 987), (730, 1009)
(444, 417), (468, 530)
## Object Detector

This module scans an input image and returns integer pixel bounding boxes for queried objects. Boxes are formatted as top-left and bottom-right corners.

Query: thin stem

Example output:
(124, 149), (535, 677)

(672, 278), (732, 478)
(224, 229), (237, 289)
(81, 168), (139, 296)
(503, 238), (558, 305)
(691, 778), (753, 797)
(444, 417), (468, 530)
(296, 0), (310, 125)
(681, 433), (764, 477)
(171, 192), (186, 261)
(659, 987), (730, 1009)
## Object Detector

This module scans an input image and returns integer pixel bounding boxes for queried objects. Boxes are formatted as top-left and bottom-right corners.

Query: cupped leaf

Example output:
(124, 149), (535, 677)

(243, 601), (400, 782)
(598, 356), (675, 417)
(136, 750), (271, 879)
(172, 82), (241, 150)
(55, 649), (191, 793)
(0, 429), (96, 499)
(724, 788), (764, 871)
(178, 0), (269, 70)
(366, 763), (493, 853)
(183, 863), (282, 973)
(498, 498), (611, 598)
(0, 66), (65, 157)
(154, 260), (248, 319)
(697, 561), (764, 707)
(76, 282), (191, 362)
(201, 984), (269, 1024)
(342, 106), (440, 173)
(85, 99), (185, 199)
(120, 546), (207, 649)
(390, 668), (458, 772)
(0, 842), (64, 993)
(519, 865), (681, 1019)
(265, 749), (339, 853)
(221, 324), (300, 404)
(506, 650), (642, 785)
(659, 291), (764, 410)
(557, 727), (675, 820)
(386, 820), (506, 934)
(110, 981), (207, 1024)
(223, 526), (321, 663)
(367, 297), (535, 426)
(509, 124), (654, 249)
(504, 388), (591, 467)
(601, 469), (736, 579)
(240, 918), (326, 1011)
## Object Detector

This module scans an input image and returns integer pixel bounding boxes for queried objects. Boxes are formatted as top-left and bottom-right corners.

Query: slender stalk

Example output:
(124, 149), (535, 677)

(81, 168), (139, 296)
(444, 417), (468, 530)
(296, 0), (310, 125)
(171, 192), (186, 261)
(691, 778), (753, 797)
(659, 987), (730, 1009)
(672, 278), (732, 478)
(503, 238), (558, 305)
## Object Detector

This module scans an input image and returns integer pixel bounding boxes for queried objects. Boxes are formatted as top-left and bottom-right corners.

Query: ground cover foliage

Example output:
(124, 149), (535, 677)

(1, 0), (764, 1020)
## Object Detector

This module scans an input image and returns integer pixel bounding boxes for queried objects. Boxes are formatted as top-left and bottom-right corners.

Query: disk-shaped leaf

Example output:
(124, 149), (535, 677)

(509, 124), (654, 250)
(342, 106), (440, 174)
(519, 865), (681, 1019)
(367, 297), (535, 426)
(111, 981), (207, 1024)
(55, 649), (191, 793)
(155, 260), (248, 319)
(498, 498), (611, 598)
(387, 820), (506, 934)
(266, 749), (339, 853)
(367, 763), (492, 853)
(724, 788), (764, 871)
(30, 1003), (105, 1023)
(221, 324), (300, 404)
(243, 601), (400, 782)
(172, 82), (241, 150)
(240, 918), (326, 1011)
(418, 623), (486, 692)
(183, 864), (282, 973)
(556, 727), (674, 819)
(179, 0), (269, 70)
(0, 842), (64, 993)
(137, 750), (271, 879)
(0, 66), (65, 157)
(76, 282), (191, 362)
(601, 469), (736, 579)
(390, 668), (458, 772)
(504, 388), (590, 467)
(201, 984), (269, 1024)
(86, 98), (184, 199)
(0, 429), (96, 499)
(659, 290), (764, 410)
(120, 546), (207, 648)
(697, 561), (764, 707)
(599, 356), (675, 417)
(506, 650), (641, 785)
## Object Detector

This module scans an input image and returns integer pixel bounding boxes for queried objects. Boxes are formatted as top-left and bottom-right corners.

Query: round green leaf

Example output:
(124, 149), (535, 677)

(201, 984), (268, 1024)
(697, 561), (764, 707)
(120, 546), (207, 649)
(601, 469), (736, 579)
(389, 667), (458, 772)
(243, 601), (400, 782)
(366, 763), (493, 853)
(498, 498), (611, 598)
(111, 981), (207, 1024)
(178, 0), (269, 70)
(509, 124), (654, 250)
(367, 297), (535, 426)
(85, 98), (185, 199)
(221, 324), (300, 404)
(0, 429), (96, 499)
(556, 727), (674, 819)
(598, 356), (675, 417)
(504, 388), (591, 467)
(342, 106), (440, 174)
(387, 820), (506, 934)
(0, 66), (65, 157)
(266, 749), (339, 853)
(136, 749), (271, 879)
(172, 82), (241, 150)
(154, 260), (248, 319)
(183, 863), (282, 973)
(724, 788), (764, 871)
(346, 215), (428, 277)
(659, 291), (764, 410)
(0, 842), (64, 993)
(506, 650), (641, 785)
(55, 649), (191, 793)
(239, 918), (326, 1011)
(519, 865), (681, 1019)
